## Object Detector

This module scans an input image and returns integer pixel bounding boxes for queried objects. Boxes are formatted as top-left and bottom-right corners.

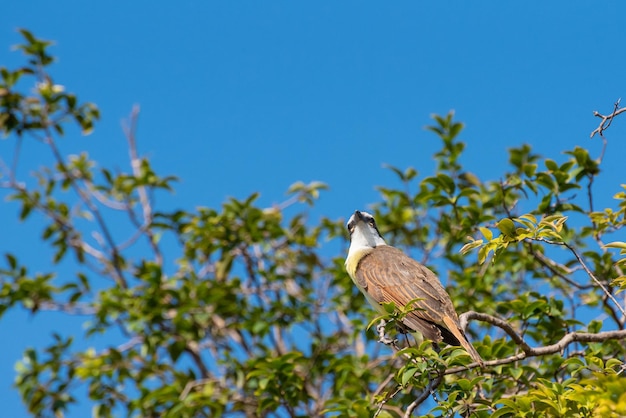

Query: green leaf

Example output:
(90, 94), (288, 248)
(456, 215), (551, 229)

(496, 218), (516, 238)
(479, 226), (493, 241)
(381, 301), (397, 314)
(545, 159), (559, 171)
(384, 164), (406, 181)
(460, 239), (483, 255)
(536, 172), (556, 192)
(604, 241), (626, 251)
(167, 340), (186, 362)
(401, 366), (419, 386)
(404, 166), (418, 181)
(518, 213), (537, 225)
(5, 253), (17, 269)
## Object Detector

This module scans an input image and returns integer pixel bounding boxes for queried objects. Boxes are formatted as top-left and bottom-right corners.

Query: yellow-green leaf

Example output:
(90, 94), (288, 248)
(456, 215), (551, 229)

(496, 218), (516, 238)
(479, 226), (493, 241)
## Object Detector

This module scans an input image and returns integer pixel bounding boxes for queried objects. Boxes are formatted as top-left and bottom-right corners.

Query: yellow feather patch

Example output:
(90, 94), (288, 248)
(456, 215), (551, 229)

(345, 247), (374, 279)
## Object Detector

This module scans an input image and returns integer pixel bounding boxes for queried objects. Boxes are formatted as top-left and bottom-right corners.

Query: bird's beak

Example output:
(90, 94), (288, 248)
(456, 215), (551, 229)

(354, 210), (364, 221)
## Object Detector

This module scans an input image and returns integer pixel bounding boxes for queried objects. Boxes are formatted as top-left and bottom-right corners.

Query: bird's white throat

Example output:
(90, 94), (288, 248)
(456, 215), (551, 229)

(346, 223), (387, 273)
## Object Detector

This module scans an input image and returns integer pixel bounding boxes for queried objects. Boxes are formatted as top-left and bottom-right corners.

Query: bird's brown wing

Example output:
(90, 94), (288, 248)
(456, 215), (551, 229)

(356, 245), (483, 364)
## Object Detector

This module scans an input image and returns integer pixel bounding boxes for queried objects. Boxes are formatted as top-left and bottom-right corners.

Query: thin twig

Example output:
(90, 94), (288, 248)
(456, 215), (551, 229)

(185, 342), (210, 379)
(533, 238), (626, 320)
(88, 186), (129, 210)
(561, 240), (626, 319)
(179, 378), (213, 400)
(10, 135), (23, 184)
(403, 375), (443, 417)
(526, 244), (593, 290)
(122, 105), (163, 267)
(374, 384), (403, 417)
(372, 372), (397, 400)
(44, 132), (127, 287)
(590, 99), (626, 138)
(39, 301), (95, 315)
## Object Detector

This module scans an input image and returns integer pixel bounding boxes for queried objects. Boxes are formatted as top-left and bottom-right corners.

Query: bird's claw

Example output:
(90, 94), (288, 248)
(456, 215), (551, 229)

(376, 319), (398, 345)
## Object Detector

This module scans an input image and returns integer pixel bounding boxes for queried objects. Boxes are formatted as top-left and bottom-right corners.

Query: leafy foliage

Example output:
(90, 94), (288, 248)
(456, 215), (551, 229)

(1, 30), (626, 417)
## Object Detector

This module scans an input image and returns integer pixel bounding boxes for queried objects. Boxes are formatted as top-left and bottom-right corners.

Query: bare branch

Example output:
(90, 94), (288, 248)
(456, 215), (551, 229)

(459, 311), (531, 352)
(374, 384), (403, 417)
(10, 135), (23, 184)
(526, 244), (593, 290)
(179, 378), (213, 401)
(43, 132), (127, 287)
(185, 341), (210, 379)
(116, 336), (144, 352)
(78, 240), (107, 261)
(535, 238), (626, 321)
(40, 301), (95, 315)
(562, 240), (626, 321)
(88, 187), (129, 210)
(116, 226), (149, 252)
(372, 372), (397, 400)
(403, 375), (443, 417)
(590, 99), (626, 138)
(451, 311), (626, 374)
(122, 105), (163, 267)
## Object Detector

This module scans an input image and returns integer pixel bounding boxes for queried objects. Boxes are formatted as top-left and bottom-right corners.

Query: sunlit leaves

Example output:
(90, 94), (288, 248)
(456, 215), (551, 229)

(286, 180), (329, 206)
(383, 164), (418, 182)
(246, 352), (310, 413)
(14, 336), (76, 418)
(493, 369), (626, 418)
(463, 214), (569, 264)
(0, 30), (99, 137)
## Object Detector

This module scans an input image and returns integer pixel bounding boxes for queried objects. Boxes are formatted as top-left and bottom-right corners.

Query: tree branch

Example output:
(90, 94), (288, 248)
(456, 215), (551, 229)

(535, 238), (626, 321)
(185, 341), (210, 379)
(525, 243), (592, 290)
(44, 131), (127, 288)
(561, 240), (626, 321)
(451, 311), (626, 374)
(590, 99), (626, 139)
(122, 105), (163, 267)
(459, 311), (532, 353)
(403, 375), (443, 417)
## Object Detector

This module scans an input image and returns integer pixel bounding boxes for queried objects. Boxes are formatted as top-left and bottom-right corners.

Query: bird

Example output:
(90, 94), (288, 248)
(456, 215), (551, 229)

(344, 210), (483, 365)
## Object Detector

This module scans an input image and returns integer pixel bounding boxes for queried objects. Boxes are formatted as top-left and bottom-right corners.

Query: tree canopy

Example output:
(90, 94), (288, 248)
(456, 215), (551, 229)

(2, 30), (626, 417)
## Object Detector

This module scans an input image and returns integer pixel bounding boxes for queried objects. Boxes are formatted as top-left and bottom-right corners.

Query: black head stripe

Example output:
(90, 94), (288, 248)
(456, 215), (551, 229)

(347, 218), (356, 233)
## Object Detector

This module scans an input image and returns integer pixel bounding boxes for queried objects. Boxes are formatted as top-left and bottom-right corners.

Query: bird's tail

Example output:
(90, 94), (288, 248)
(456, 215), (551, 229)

(442, 316), (483, 366)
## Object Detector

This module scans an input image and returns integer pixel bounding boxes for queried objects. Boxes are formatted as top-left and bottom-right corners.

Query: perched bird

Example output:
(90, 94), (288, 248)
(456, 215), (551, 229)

(345, 210), (482, 364)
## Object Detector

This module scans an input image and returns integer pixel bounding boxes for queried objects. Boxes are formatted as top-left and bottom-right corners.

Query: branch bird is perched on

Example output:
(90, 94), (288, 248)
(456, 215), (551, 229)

(345, 210), (483, 365)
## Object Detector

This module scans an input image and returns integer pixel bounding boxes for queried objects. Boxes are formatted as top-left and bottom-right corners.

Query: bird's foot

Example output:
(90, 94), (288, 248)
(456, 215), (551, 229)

(376, 319), (398, 346)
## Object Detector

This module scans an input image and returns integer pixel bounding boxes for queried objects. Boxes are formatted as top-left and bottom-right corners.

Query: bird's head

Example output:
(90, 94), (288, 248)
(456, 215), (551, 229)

(346, 210), (386, 250)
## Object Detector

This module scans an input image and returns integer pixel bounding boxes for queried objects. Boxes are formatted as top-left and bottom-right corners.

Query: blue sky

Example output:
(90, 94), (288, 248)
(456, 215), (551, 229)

(2, 2), (626, 416)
